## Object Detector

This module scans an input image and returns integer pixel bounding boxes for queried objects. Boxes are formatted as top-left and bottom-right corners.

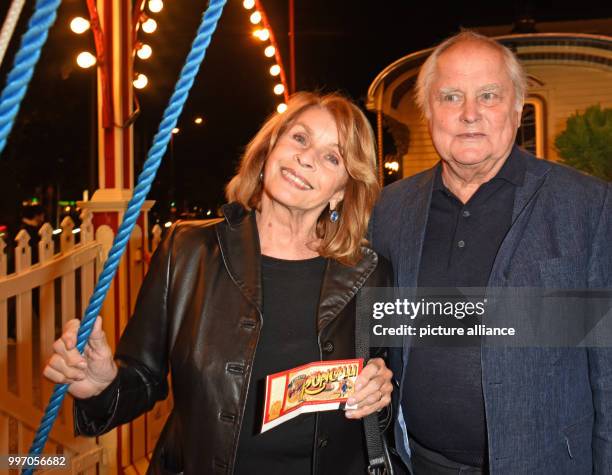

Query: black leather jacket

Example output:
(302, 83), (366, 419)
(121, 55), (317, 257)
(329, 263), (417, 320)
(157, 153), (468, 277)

(74, 203), (392, 474)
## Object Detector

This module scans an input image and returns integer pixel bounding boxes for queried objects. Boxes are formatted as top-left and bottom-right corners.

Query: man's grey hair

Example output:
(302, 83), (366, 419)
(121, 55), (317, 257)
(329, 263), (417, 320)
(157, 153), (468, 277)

(414, 30), (527, 118)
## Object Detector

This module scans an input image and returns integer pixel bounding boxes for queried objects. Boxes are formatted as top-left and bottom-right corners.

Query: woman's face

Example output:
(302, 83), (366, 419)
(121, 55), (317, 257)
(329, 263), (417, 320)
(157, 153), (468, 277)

(262, 106), (348, 215)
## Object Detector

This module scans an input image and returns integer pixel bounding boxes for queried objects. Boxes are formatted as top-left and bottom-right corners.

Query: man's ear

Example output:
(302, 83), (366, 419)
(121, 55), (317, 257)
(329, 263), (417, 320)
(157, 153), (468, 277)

(514, 103), (524, 129)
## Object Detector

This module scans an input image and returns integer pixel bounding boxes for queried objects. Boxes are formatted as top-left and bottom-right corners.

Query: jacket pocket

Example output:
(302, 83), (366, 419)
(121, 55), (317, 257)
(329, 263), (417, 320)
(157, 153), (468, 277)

(561, 412), (593, 459)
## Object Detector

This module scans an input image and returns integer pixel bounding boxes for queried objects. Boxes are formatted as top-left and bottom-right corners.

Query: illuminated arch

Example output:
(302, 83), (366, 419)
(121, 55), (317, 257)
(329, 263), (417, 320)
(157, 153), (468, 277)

(242, 0), (290, 112)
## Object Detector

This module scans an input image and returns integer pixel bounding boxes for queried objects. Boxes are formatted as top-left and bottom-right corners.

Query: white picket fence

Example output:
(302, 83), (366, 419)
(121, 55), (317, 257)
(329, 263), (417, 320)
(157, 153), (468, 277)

(0, 211), (165, 474)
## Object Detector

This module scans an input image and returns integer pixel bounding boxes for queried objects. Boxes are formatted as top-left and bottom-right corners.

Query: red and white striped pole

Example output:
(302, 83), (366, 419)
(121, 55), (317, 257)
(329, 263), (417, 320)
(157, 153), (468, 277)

(78, 1), (153, 471)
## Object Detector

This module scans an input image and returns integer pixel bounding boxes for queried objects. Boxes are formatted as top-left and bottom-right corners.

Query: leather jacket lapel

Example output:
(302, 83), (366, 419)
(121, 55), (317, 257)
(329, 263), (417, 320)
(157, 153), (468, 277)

(217, 203), (380, 335)
(216, 203), (263, 314)
(317, 248), (378, 334)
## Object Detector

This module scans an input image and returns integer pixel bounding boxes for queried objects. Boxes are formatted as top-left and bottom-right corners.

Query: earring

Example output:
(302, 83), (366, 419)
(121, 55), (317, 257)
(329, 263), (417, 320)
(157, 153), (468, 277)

(259, 171), (263, 181)
(329, 209), (339, 223)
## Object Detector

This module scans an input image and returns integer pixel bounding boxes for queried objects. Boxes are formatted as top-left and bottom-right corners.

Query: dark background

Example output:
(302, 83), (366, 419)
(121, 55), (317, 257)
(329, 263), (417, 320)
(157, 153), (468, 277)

(1, 0), (611, 229)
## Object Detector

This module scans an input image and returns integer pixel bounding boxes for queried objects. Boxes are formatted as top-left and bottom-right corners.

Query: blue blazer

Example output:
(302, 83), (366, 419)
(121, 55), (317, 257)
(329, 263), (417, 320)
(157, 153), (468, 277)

(370, 148), (612, 474)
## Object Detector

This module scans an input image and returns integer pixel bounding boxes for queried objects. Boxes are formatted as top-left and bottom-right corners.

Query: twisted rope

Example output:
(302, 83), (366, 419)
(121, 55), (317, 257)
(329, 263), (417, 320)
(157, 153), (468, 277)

(23, 0), (227, 471)
(0, 0), (61, 157)
(0, 0), (27, 67)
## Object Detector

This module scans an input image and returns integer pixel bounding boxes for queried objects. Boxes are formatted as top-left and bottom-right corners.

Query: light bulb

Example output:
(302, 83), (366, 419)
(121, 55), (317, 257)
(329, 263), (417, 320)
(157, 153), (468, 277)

(76, 51), (96, 68)
(137, 44), (152, 59)
(148, 0), (163, 13)
(70, 17), (90, 34)
(257, 28), (269, 41)
(142, 18), (157, 33)
(264, 45), (275, 57)
(133, 73), (149, 89)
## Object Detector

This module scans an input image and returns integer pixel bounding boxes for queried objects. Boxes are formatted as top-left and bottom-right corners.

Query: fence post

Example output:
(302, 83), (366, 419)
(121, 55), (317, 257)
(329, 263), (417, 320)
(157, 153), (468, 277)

(151, 224), (162, 254)
(14, 229), (34, 452)
(38, 223), (56, 407)
(0, 236), (8, 457)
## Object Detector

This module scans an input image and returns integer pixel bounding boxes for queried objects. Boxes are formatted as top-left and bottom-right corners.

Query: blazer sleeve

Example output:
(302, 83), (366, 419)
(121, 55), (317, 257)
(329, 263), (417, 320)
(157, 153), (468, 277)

(587, 183), (612, 474)
(73, 223), (179, 436)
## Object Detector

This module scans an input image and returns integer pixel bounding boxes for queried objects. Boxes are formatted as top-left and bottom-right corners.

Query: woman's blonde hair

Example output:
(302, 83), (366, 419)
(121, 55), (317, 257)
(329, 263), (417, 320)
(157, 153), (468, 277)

(226, 91), (379, 266)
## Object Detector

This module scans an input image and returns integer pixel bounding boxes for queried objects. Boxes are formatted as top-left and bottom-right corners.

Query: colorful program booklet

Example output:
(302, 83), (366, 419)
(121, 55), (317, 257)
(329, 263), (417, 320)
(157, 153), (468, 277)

(261, 358), (363, 433)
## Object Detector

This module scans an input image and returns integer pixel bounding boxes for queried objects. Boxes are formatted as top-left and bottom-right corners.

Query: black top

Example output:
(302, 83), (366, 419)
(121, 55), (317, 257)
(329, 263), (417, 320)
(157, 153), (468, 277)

(403, 150), (525, 468)
(234, 254), (326, 475)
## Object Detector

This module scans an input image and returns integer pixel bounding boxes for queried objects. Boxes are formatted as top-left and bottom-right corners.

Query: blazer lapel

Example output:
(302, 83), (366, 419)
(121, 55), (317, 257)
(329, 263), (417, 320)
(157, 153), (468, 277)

(489, 152), (552, 286)
(216, 204), (263, 314)
(398, 166), (437, 288)
(393, 166), (436, 366)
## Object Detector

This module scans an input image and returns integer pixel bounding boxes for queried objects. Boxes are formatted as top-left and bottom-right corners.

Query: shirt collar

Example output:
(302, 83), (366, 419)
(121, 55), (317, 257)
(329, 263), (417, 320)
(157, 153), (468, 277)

(433, 145), (526, 191)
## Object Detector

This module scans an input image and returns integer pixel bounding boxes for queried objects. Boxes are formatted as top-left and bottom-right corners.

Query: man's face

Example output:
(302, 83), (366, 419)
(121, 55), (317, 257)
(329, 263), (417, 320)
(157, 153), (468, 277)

(427, 41), (522, 170)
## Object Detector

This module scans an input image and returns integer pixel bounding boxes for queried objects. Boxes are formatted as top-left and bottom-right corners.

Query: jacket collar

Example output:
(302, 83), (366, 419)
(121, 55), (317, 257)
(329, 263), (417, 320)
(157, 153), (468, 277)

(217, 203), (263, 314)
(216, 202), (378, 331)
(398, 147), (551, 286)
(317, 248), (378, 333)
(510, 147), (551, 223)
(488, 148), (552, 285)
(397, 168), (436, 288)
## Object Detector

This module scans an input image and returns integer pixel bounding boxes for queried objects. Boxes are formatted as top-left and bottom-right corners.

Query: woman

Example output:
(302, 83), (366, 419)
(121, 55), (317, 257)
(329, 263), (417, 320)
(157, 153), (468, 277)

(44, 92), (393, 474)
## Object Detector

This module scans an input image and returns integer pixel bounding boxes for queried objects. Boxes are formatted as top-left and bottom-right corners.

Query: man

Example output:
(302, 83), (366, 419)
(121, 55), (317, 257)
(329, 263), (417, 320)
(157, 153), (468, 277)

(371, 31), (611, 474)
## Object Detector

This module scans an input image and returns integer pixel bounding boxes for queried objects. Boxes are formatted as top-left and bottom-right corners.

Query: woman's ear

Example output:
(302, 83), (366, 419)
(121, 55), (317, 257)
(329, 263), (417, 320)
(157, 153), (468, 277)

(329, 190), (345, 210)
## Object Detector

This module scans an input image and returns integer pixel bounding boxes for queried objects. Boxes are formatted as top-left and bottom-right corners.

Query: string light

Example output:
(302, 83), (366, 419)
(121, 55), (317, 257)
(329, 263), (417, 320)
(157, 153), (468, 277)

(142, 18), (157, 33)
(194, 117), (204, 125)
(242, 1), (289, 113)
(172, 127), (180, 134)
(136, 43), (152, 59)
(76, 51), (96, 68)
(253, 28), (270, 41)
(70, 17), (90, 34)
(148, 0), (163, 13)
(133, 73), (148, 89)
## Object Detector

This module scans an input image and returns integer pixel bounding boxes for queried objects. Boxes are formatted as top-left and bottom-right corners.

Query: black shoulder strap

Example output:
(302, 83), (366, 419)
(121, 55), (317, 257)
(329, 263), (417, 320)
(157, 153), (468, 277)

(356, 292), (388, 475)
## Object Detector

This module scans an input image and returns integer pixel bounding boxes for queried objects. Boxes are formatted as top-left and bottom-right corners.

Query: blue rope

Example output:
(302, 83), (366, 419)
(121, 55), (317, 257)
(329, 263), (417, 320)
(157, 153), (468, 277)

(23, 1), (227, 472)
(0, 0), (62, 158)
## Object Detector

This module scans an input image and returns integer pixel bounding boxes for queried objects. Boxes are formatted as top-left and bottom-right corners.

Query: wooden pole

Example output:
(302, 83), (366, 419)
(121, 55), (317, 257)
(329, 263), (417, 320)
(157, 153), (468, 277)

(289, 0), (296, 93)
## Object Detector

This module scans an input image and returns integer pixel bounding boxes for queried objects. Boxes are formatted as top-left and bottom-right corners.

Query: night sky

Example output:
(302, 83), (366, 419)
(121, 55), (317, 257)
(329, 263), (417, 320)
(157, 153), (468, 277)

(1, 0), (611, 226)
